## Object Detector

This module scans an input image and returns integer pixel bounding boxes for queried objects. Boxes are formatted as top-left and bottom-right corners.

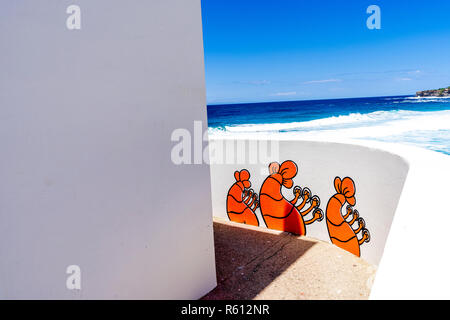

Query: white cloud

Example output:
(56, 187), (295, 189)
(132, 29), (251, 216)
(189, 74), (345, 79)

(237, 80), (271, 85)
(303, 79), (342, 84)
(271, 91), (297, 96)
(397, 77), (412, 81)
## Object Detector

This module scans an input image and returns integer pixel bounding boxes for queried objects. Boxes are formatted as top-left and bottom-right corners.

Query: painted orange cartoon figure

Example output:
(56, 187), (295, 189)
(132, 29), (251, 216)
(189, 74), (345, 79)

(259, 160), (323, 235)
(325, 177), (370, 257)
(226, 169), (259, 226)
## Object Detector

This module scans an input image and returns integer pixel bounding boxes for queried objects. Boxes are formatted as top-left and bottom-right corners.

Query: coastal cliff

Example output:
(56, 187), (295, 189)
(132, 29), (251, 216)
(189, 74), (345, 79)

(416, 87), (450, 97)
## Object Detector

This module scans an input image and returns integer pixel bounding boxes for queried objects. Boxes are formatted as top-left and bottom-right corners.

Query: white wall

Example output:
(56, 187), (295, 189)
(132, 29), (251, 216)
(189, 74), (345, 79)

(367, 143), (450, 299)
(210, 139), (409, 265)
(0, 0), (216, 299)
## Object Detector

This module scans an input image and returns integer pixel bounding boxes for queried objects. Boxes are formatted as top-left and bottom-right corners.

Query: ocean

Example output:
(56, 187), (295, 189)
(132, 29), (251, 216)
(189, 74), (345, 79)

(207, 95), (450, 156)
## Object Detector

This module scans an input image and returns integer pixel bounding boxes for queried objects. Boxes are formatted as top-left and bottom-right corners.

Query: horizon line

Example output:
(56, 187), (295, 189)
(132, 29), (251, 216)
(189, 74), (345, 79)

(207, 94), (414, 107)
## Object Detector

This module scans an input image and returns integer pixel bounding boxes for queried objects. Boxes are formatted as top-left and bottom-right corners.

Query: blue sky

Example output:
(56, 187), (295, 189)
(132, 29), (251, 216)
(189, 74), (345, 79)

(201, 0), (450, 104)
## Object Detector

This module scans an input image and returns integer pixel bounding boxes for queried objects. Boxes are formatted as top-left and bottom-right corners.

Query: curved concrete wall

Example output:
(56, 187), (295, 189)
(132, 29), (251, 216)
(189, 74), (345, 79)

(0, 0), (215, 299)
(367, 144), (450, 299)
(210, 139), (409, 265)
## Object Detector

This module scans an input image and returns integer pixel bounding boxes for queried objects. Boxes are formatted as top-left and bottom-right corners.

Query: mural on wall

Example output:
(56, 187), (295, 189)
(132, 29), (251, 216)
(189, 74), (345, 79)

(226, 160), (323, 235)
(226, 169), (260, 226)
(325, 177), (371, 257)
(259, 161), (323, 235)
(224, 164), (371, 258)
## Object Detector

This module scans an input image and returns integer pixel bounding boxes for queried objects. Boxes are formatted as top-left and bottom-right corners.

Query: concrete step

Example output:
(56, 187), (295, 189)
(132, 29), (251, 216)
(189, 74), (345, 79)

(203, 218), (376, 300)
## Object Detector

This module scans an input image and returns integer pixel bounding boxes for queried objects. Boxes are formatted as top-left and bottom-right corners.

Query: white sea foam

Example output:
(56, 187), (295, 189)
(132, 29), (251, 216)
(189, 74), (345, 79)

(208, 109), (450, 155)
(393, 96), (450, 103)
(219, 110), (411, 133)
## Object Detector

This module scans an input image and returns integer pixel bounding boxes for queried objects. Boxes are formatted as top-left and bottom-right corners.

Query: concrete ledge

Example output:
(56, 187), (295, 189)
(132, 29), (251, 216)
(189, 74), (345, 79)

(203, 218), (376, 300)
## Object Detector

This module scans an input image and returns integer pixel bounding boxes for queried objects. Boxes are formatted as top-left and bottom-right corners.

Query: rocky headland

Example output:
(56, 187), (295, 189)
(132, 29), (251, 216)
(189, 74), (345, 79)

(416, 87), (450, 97)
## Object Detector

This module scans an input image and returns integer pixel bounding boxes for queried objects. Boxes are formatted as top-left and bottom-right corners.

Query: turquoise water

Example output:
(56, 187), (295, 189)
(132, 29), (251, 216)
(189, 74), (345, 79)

(207, 95), (450, 155)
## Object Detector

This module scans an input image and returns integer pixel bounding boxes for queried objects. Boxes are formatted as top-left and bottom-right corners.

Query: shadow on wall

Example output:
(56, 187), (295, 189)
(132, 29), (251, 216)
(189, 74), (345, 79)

(202, 222), (316, 300)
